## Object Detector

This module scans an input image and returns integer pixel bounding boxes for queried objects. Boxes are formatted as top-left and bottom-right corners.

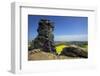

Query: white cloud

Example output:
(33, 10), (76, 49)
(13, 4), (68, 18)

(54, 35), (88, 41)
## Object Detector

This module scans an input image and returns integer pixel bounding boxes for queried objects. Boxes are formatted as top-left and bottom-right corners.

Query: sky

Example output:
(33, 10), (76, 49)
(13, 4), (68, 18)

(28, 15), (88, 41)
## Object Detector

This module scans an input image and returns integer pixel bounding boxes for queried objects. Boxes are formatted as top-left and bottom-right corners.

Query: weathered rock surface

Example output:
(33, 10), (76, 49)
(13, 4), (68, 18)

(28, 49), (77, 60)
(33, 19), (56, 53)
(60, 45), (88, 58)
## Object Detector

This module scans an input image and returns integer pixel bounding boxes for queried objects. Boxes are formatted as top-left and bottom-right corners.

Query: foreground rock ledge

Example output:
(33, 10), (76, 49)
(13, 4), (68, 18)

(28, 47), (87, 60)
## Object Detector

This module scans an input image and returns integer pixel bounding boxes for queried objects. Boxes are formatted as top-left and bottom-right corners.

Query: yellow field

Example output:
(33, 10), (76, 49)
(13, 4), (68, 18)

(55, 44), (68, 55)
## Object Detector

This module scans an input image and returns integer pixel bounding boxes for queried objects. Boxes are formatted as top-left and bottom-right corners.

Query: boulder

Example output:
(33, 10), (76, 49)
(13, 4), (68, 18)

(60, 46), (88, 58)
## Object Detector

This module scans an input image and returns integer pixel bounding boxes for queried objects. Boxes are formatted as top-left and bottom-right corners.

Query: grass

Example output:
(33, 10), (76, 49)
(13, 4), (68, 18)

(55, 44), (68, 55)
(81, 45), (88, 48)
(80, 45), (88, 50)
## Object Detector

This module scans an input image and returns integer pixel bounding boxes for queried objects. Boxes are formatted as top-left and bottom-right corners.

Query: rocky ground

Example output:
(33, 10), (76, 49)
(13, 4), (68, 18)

(28, 45), (88, 61)
(28, 50), (81, 61)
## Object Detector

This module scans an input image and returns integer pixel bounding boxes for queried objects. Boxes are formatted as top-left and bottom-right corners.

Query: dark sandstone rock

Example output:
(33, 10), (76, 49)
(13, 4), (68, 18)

(33, 19), (56, 53)
(60, 46), (88, 58)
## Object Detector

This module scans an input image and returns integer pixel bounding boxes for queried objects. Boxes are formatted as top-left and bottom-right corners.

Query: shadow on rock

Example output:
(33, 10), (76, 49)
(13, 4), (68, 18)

(60, 46), (88, 58)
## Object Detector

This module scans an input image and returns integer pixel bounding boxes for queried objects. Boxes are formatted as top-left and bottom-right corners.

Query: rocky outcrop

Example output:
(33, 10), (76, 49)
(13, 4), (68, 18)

(60, 45), (88, 58)
(33, 19), (56, 53)
(28, 49), (76, 60)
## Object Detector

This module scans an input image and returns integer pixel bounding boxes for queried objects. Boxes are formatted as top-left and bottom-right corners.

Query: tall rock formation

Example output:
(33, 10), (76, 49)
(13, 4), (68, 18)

(33, 19), (56, 53)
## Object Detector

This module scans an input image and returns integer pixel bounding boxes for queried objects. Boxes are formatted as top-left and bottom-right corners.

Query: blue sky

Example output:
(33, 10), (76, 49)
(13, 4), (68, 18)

(28, 15), (88, 41)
